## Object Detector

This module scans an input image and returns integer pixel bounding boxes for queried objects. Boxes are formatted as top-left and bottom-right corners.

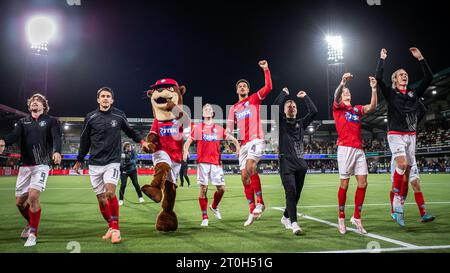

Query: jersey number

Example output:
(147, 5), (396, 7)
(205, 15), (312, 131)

(39, 172), (47, 185)
(112, 169), (119, 180)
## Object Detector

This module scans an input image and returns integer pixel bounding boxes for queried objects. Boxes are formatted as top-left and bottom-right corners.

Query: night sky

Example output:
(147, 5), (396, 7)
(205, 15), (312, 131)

(1, 0), (449, 120)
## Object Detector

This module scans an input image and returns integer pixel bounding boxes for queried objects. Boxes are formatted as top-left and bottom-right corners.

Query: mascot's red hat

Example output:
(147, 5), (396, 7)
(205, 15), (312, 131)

(151, 78), (179, 89)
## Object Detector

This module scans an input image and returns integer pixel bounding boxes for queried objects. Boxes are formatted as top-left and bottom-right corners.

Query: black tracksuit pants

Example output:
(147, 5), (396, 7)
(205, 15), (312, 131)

(280, 165), (307, 223)
(119, 170), (142, 200)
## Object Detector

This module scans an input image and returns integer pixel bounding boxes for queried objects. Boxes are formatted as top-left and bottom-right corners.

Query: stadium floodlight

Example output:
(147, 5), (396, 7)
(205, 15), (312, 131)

(326, 35), (344, 64)
(383, 118), (388, 123)
(26, 16), (56, 53)
(308, 127), (314, 133)
(64, 124), (69, 130)
(432, 90), (437, 95)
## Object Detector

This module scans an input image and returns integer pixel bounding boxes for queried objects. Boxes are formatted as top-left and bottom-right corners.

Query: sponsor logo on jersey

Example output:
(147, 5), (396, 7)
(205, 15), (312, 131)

(345, 111), (360, 122)
(39, 121), (47, 127)
(236, 108), (252, 121)
(202, 133), (219, 142)
(160, 126), (179, 136)
(111, 120), (118, 127)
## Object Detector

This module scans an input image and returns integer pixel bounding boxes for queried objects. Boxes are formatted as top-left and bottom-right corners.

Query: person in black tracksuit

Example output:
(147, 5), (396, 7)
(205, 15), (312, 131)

(376, 48), (435, 225)
(119, 142), (143, 205)
(0, 93), (62, 247)
(73, 87), (148, 243)
(179, 154), (190, 187)
(274, 87), (317, 235)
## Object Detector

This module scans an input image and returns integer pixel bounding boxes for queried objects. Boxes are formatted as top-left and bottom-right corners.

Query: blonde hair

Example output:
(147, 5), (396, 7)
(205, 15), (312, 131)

(27, 93), (50, 113)
(391, 68), (406, 89)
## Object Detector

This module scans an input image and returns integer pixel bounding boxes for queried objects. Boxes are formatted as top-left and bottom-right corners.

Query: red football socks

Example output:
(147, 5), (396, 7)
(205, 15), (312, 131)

(392, 168), (405, 196)
(414, 192), (427, 217)
(338, 187), (348, 219)
(354, 186), (367, 219)
(99, 202), (111, 226)
(211, 191), (224, 210)
(29, 208), (41, 236)
(243, 183), (255, 213)
(198, 197), (208, 219)
(108, 196), (120, 230)
(250, 173), (264, 205)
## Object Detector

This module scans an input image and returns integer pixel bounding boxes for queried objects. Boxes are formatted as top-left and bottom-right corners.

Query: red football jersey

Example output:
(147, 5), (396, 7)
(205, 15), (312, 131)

(333, 101), (365, 149)
(226, 69), (272, 146)
(150, 118), (184, 163)
(190, 122), (227, 165)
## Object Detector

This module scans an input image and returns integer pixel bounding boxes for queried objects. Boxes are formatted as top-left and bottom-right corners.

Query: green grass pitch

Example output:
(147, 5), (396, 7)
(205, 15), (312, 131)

(0, 173), (449, 253)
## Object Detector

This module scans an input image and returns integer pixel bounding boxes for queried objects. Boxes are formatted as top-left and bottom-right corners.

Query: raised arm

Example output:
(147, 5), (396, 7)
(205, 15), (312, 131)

(273, 87), (290, 115)
(297, 91), (318, 129)
(410, 47), (434, 98)
(334, 73), (353, 104)
(363, 77), (378, 114)
(375, 48), (391, 99)
(256, 60), (273, 100)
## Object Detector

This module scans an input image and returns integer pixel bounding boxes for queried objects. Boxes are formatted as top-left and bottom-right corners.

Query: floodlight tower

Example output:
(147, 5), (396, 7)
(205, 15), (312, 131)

(22, 15), (57, 101)
(326, 35), (345, 120)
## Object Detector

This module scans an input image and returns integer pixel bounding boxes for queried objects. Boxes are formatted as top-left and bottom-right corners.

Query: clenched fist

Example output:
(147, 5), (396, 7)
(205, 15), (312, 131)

(380, 48), (387, 60)
(258, 60), (269, 70)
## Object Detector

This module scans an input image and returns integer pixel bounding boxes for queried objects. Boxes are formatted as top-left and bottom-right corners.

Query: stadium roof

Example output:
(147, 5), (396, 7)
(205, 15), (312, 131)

(0, 104), (27, 120)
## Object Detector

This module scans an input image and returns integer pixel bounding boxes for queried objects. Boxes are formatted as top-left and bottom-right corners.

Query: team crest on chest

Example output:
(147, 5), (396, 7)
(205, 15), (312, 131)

(39, 121), (47, 127)
(111, 120), (118, 127)
(407, 91), (414, 98)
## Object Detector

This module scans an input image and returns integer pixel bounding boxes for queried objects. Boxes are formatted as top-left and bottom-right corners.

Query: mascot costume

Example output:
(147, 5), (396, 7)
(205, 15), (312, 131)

(141, 78), (189, 231)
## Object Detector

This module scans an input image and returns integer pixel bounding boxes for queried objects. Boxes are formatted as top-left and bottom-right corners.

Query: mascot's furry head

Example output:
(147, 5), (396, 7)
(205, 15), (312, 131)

(147, 78), (186, 121)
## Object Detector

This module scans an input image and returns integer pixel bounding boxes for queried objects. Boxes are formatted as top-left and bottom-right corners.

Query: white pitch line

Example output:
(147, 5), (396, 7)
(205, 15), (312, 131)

(304, 245), (450, 253)
(293, 201), (450, 209)
(272, 207), (418, 248)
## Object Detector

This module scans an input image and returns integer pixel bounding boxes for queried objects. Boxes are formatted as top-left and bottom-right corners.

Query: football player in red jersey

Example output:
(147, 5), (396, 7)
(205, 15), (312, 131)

(333, 73), (378, 234)
(183, 104), (240, 226)
(226, 60), (273, 226)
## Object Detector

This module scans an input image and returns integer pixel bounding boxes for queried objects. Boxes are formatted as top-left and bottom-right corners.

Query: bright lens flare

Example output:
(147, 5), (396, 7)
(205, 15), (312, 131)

(26, 16), (56, 46)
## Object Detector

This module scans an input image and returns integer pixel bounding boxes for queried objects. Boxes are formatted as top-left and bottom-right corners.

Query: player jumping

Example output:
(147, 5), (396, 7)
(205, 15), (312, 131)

(74, 87), (149, 244)
(0, 93), (62, 247)
(183, 104), (240, 227)
(226, 60), (273, 226)
(375, 48), (435, 226)
(333, 73), (378, 234)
